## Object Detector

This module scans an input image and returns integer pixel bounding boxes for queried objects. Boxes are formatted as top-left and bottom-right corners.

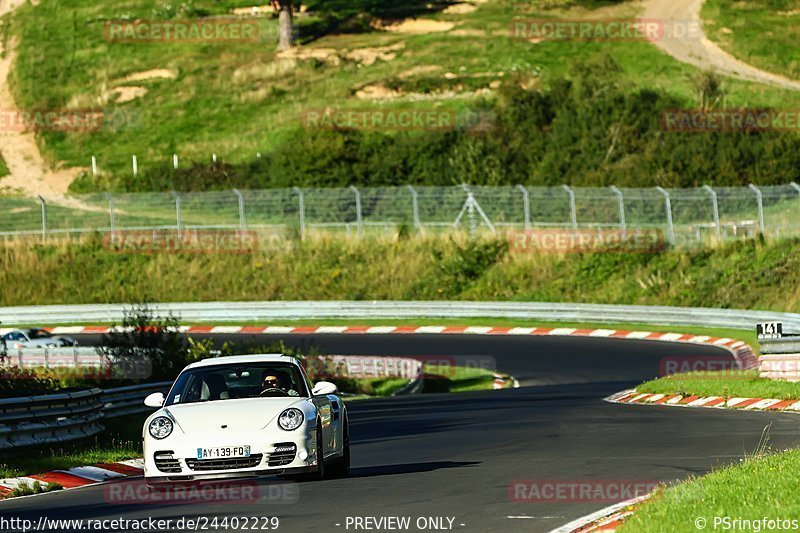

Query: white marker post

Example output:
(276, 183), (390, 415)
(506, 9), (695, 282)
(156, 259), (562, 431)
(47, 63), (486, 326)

(173, 154), (179, 170)
(91, 156), (97, 176)
(132, 155), (138, 176)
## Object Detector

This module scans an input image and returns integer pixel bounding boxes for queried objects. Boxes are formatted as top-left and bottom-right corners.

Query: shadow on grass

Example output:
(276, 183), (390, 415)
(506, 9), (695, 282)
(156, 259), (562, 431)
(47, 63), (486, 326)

(298, 0), (460, 43)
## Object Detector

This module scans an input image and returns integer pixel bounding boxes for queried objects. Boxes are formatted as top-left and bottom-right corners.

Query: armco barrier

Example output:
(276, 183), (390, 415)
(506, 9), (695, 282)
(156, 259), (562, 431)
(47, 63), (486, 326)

(0, 389), (105, 450)
(0, 301), (797, 329)
(757, 337), (800, 381)
(2, 347), (105, 368)
(101, 382), (172, 419)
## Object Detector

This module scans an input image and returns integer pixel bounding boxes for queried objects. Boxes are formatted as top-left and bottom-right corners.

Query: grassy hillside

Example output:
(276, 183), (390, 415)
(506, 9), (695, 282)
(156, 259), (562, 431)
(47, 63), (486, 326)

(6, 0), (800, 191)
(2, 235), (800, 310)
(703, 0), (800, 80)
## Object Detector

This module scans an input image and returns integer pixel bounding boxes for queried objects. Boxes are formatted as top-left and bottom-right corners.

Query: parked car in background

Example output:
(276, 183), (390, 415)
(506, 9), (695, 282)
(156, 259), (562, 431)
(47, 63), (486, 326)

(1, 328), (77, 349)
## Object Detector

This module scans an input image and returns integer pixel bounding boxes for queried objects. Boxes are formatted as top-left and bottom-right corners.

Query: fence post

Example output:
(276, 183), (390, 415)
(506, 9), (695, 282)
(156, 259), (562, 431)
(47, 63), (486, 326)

(105, 192), (116, 244)
(232, 189), (246, 238)
(37, 195), (47, 243)
(406, 185), (421, 232)
(170, 191), (182, 239)
(703, 185), (721, 242)
(293, 187), (305, 239)
(350, 185), (363, 238)
(609, 185), (626, 239)
(517, 185), (531, 229)
(748, 184), (765, 235)
(562, 185), (577, 236)
(655, 187), (675, 246)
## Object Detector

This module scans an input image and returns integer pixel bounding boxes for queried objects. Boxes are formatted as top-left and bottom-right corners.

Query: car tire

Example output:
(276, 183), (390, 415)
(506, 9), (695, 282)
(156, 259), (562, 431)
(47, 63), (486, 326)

(328, 415), (350, 478)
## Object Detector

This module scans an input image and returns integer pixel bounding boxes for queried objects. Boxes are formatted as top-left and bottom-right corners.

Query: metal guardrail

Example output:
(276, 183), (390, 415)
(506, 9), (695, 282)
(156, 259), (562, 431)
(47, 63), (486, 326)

(1, 347), (104, 368)
(0, 301), (797, 329)
(757, 332), (800, 381)
(101, 381), (172, 419)
(0, 389), (105, 450)
(0, 382), (171, 450)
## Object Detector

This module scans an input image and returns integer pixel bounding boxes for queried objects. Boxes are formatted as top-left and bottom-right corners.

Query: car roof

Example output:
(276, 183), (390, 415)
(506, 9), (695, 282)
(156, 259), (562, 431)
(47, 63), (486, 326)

(185, 354), (298, 369)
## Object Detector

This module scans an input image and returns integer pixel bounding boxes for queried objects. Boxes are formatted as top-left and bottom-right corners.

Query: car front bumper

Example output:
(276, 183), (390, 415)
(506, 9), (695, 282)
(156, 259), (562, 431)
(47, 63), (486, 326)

(143, 430), (317, 482)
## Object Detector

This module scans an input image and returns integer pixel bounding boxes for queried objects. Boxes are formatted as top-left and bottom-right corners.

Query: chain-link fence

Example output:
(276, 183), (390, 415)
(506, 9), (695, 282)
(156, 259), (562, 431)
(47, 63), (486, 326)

(2, 184), (800, 246)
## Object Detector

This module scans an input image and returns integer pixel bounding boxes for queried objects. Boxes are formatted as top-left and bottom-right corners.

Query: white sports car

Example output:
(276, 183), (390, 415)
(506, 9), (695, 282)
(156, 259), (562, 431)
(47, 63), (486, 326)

(142, 354), (350, 485)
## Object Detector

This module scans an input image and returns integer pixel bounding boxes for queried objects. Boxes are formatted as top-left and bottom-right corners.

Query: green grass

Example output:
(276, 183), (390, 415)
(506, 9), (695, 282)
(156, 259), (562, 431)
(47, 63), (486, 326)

(425, 365), (498, 393)
(1, 236), (799, 318)
(620, 448), (800, 533)
(0, 155), (8, 178)
(8, 0), (800, 190)
(703, 0), (800, 80)
(637, 370), (800, 401)
(8, 481), (63, 498)
(0, 413), (145, 478)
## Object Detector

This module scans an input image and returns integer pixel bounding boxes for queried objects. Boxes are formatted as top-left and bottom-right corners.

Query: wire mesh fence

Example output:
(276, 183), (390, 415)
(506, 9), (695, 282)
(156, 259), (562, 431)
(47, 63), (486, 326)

(2, 184), (800, 247)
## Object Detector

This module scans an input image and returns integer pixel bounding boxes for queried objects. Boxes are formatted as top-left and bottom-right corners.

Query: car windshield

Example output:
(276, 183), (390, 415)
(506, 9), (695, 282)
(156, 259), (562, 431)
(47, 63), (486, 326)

(165, 362), (310, 406)
(26, 329), (51, 339)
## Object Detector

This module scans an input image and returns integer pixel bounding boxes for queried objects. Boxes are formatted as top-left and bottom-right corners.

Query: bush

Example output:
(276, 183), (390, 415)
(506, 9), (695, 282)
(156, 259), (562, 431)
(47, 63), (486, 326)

(81, 57), (800, 193)
(98, 305), (188, 381)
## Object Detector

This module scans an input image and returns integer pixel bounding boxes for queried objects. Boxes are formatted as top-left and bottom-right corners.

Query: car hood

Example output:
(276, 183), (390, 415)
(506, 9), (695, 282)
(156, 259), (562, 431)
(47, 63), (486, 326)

(164, 397), (309, 434)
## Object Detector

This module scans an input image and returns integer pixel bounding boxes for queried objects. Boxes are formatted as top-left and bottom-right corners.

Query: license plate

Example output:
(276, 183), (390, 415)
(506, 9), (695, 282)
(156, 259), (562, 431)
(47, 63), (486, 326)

(196, 446), (251, 460)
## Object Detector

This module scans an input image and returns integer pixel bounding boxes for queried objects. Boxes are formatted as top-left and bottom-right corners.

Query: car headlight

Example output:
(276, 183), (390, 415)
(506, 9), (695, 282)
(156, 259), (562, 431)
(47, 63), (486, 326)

(278, 408), (304, 431)
(148, 416), (174, 439)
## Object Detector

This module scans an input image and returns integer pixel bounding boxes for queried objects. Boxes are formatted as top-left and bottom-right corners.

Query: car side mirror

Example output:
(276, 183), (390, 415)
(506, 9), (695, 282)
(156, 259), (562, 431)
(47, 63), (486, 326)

(312, 381), (338, 396)
(144, 392), (165, 408)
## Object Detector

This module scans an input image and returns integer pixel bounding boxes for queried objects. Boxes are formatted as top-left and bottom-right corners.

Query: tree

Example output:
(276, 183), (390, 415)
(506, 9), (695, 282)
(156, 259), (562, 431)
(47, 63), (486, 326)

(273, 0), (295, 50)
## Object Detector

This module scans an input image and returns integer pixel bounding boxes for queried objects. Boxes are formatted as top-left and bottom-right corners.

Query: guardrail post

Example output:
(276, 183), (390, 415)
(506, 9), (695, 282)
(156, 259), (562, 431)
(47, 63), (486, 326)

(105, 192), (116, 244)
(609, 185), (626, 239)
(655, 187), (675, 246)
(748, 184), (765, 235)
(37, 195), (47, 243)
(232, 189), (246, 238)
(406, 185), (421, 232)
(293, 187), (305, 239)
(517, 184), (531, 229)
(170, 191), (182, 239)
(703, 185), (721, 242)
(562, 185), (577, 236)
(350, 185), (363, 238)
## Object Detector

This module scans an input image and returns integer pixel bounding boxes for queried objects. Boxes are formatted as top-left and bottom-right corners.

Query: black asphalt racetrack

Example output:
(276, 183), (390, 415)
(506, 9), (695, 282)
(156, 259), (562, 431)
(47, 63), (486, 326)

(2, 333), (799, 533)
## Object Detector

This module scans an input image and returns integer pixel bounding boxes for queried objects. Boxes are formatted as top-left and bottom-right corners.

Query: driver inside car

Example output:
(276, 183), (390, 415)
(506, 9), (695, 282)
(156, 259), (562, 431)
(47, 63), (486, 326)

(260, 371), (299, 397)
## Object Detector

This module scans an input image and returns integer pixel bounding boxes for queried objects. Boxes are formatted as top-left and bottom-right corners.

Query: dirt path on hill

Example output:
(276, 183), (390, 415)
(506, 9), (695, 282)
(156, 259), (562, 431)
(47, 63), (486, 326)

(0, 0), (90, 206)
(642, 0), (800, 91)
